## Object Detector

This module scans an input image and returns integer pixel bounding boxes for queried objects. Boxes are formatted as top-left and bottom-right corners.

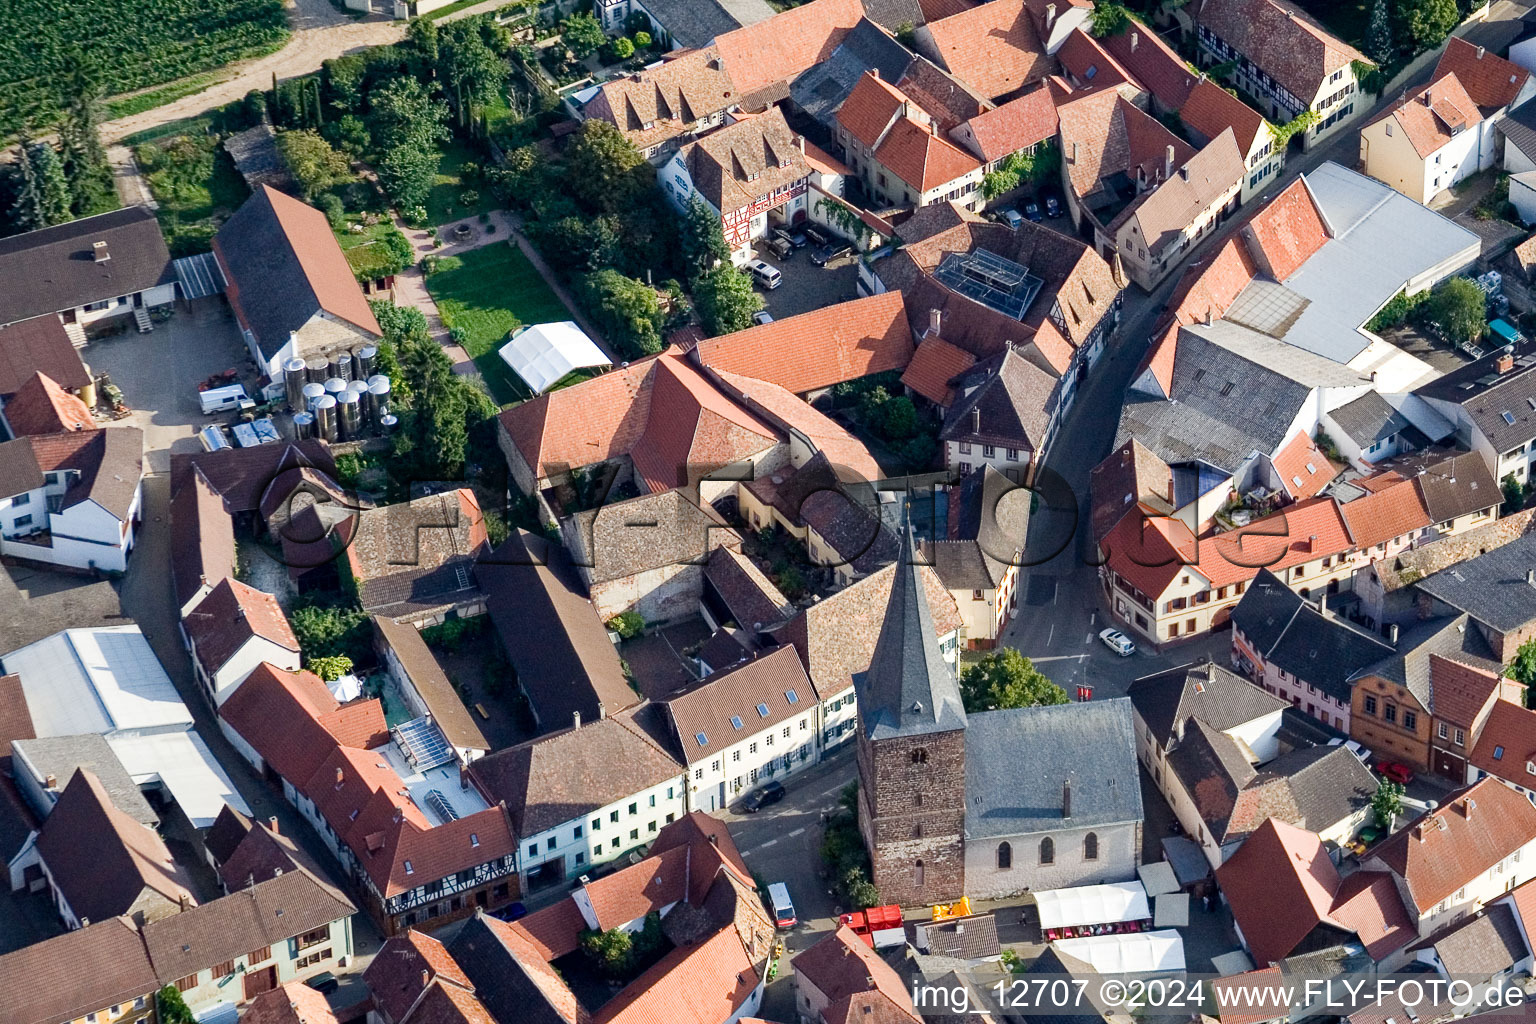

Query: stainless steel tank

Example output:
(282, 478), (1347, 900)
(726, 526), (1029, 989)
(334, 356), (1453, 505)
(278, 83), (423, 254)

(378, 413), (398, 434)
(323, 377), (346, 399)
(302, 382), (325, 408)
(355, 346), (378, 379)
(283, 358), (307, 410)
(336, 388), (362, 440)
(367, 377), (391, 429)
(292, 410), (315, 440)
(312, 394), (337, 442)
(305, 358), (328, 383)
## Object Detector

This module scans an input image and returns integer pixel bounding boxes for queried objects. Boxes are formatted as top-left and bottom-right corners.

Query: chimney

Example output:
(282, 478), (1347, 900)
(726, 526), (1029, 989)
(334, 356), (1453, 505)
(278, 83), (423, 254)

(796, 134), (805, 155)
(334, 767), (344, 786)
(598, 701), (608, 720)
(1388, 622), (1400, 645)
(928, 307), (943, 337)
(1478, 45), (1487, 60)
(1131, 30), (1139, 52)
(1527, 568), (1535, 587)
(1070, 141), (1079, 164)
(92, 241), (110, 263)
(971, 407), (981, 434)
(871, 68), (880, 80)
(1308, 534), (1317, 552)
(1497, 351), (1515, 373)
(1179, 165), (1189, 182)
(1164, 145), (1175, 180)
(268, 816), (278, 835)
(573, 710), (581, 730)
(1046, 2), (1057, 30)
(1204, 309), (1214, 327)
(44, 773), (56, 789)
(1062, 778), (1072, 818)
(422, 970), (429, 988)
(178, 893), (189, 911)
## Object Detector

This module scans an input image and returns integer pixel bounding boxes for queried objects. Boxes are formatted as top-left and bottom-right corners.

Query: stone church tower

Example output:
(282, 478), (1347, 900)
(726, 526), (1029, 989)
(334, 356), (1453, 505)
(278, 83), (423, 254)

(855, 525), (969, 907)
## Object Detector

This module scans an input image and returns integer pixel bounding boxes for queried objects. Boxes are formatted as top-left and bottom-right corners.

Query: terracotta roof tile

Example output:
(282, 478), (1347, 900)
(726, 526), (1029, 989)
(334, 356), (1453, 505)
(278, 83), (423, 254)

(584, 49), (735, 153)
(715, 0), (866, 101)
(957, 86), (1059, 163)
(365, 931), (474, 1024)
(1099, 23), (1198, 111)
(1137, 322), (1179, 397)
(1427, 654), (1505, 729)
(0, 917), (159, 1024)
(1368, 778), (1536, 912)
(2, 371), (95, 438)
(0, 316), (90, 395)
(240, 983), (342, 1024)
(1376, 74), (1484, 160)
(1338, 477), (1430, 550)
(901, 335), (977, 404)
(170, 440), (337, 515)
(1240, 176), (1329, 281)
(591, 925), (760, 1024)
(1056, 28), (1137, 95)
(19, 426), (143, 521)
(1168, 236), (1258, 326)
(1469, 699), (1536, 783)
(1196, 0), (1369, 105)
(1269, 430), (1337, 500)
(838, 72), (910, 149)
(708, 367), (884, 483)
(1089, 437), (1173, 544)
(183, 577), (299, 681)
(1057, 90), (1194, 202)
(794, 926), (918, 1016)
(680, 107), (813, 214)
(1215, 818), (1341, 966)
(877, 116), (983, 192)
(925, 0), (1055, 100)
(218, 662), (375, 783)
(703, 546), (795, 630)
(896, 57), (990, 134)
(1099, 511), (1197, 597)
(1182, 78), (1269, 153)
(692, 292), (912, 395)
(1328, 870), (1417, 961)
(663, 646), (814, 761)
(511, 898), (589, 961)
(1434, 37), (1531, 112)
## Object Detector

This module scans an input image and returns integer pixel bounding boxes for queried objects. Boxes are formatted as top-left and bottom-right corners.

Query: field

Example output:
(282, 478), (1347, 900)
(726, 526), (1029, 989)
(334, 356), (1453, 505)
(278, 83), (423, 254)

(425, 243), (573, 404)
(0, 0), (288, 135)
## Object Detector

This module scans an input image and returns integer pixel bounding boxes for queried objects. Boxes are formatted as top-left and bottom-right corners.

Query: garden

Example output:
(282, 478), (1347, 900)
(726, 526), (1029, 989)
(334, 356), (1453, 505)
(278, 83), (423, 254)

(135, 130), (252, 256)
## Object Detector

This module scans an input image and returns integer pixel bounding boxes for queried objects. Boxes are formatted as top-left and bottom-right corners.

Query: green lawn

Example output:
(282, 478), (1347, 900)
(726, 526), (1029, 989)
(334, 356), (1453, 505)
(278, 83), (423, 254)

(424, 139), (501, 227)
(335, 215), (404, 281)
(426, 242), (571, 404)
(104, 71), (231, 121)
(137, 132), (251, 256)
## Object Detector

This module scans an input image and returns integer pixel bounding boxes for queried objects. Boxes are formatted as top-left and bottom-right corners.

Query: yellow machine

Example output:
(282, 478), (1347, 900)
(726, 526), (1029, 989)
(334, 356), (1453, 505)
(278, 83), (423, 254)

(930, 897), (974, 921)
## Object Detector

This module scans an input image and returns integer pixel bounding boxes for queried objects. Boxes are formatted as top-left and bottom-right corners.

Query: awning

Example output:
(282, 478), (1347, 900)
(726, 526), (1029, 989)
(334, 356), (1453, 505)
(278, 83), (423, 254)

(1035, 881), (1151, 930)
(1211, 950), (1257, 976)
(1138, 860), (1180, 897)
(1054, 929), (1186, 974)
(107, 730), (251, 828)
(1154, 892), (1189, 928)
(498, 321), (610, 394)
(174, 252), (227, 301)
(1162, 836), (1210, 886)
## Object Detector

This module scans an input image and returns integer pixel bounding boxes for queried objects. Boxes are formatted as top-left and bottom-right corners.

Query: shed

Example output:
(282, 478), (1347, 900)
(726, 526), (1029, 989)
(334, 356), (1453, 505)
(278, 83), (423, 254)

(498, 321), (610, 394)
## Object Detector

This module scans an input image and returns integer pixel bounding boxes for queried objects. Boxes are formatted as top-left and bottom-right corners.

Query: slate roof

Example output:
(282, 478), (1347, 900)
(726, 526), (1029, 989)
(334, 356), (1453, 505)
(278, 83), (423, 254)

(471, 715), (681, 836)
(0, 316), (90, 396)
(0, 917), (159, 1024)
(1195, 0), (1368, 105)
(10, 733), (157, 826)
(478, 531), (638, 732)
(1329, 392), (1414, 447)
(447, 912), (588, 1024)
(704, 546), (794, 630)
(1228, 743), (1375, 842)
(856, 526), (967, 741)
(2, 372), (94, 437)
(0, 427), (143, 520)
(345, 489), (488, 618)
(1416, 533), (1536, 633)
(213, 185), (380, 362)
(1416, 339), (1536, 453)
(0, 206), (173, 327)
(35, 768), (196, 924)
(691, 292), (912, 396)
(372, 615), (489, 752)
(170, 466), (237, 613)
(662, 645), (815, 761)
(1498, 102), (1536, 165)
(222, 123), (290, 193)
(1231, 570), (1394, 705)
(790, 17), (915, 128)
(1387, 449), (1500, 523)
(924, 0), (1055, 99)
(1128, 659), (1287, 750)
(1429, 903), (1526, 978)
(938, 348), (1058, 452)
(566, 488), (738, 585)
(638, 0), (775, 49)
(184, 577), (299, 681)
(965, 698), (1142, 838)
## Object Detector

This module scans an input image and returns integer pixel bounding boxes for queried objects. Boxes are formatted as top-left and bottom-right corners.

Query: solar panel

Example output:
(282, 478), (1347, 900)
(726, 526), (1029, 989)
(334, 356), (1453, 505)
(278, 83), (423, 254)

(395, 716), (455, 771)
(426, 789), (460, 824)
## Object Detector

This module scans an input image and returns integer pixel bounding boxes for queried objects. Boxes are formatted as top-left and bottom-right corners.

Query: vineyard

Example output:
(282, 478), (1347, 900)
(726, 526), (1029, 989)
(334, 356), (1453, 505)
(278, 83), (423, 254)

(0, 0), (288, 136)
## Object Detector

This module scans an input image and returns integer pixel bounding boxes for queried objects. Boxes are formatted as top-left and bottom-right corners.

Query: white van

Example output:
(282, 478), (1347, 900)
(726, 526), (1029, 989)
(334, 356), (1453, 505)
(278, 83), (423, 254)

(767, 882), (796, 928)
(998, 208), (1024, 229)
(747, 260), (782, 290)
(199, 384), (255, 415)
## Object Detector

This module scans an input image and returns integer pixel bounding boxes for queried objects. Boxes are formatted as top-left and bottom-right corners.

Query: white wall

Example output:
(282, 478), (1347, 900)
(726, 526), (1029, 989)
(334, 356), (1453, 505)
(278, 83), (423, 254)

(687, 708), (818, 813)
(516, 774), (686, 887)
(205, 638), (300, 707)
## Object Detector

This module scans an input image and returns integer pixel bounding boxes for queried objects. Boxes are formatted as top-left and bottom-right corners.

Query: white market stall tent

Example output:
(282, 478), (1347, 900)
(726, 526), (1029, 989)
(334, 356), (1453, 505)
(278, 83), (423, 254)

(498, 321), (611, 394)
(1035, 881), (1152, 930)
(1053, 929), (1186, 973)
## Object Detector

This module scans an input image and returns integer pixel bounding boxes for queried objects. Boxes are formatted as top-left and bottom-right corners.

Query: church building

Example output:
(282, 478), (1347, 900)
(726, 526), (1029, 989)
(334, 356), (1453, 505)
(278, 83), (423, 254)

(855, 527), (1144, 906)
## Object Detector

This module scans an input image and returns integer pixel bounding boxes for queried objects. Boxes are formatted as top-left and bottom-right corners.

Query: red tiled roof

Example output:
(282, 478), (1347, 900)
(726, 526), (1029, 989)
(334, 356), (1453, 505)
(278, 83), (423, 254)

(512, 897), (589, 961)
(584, 49), (735, 153)
(1099, 23), (1198, 111)
(838, 72), (909, 149)
(240, 983), (341, 1024)
(1, 371), (95, 437)
(238, 185), (381, 337)
(218, 663), (349, 783)
(1108, 128), (1245, 253)
(708, 368), (884, 485)
(1197, 0), (1369, 105)
(647, 811), (753, 898)
(1183, 78), (1269, 153)
(1137, 322), (1179, 397)
(582, 844), (691, 931)
(714, 0), (866, 101)
(592, 925), (760, 1024)
(918, 0), (975, 19)
(1056, 28), (1136, 95)
(925, 0), (1055, 100)
(901, 336), (977, 405)
(1270, 431), (1337, 501)
(1214, 968), (1288, 1024)
(1168, 236), (1258, 326)
(1434, 37), (1531, 112)
(365, 930), (474, 1024)
(0, 314), (90, 396)
(802, 139), (851, 176)
(1242, 174), (1329, 282)
(1375, 74), (1483, 160)
(957, 86), (1059, 163)
(692, 292), (913, 396)
(1216, 818), (1341, 967)
(1338, 478), (1430, 551)
(794, 926), (918, 1017)
(1428, 654), (1504, 729)
(1469, 699), (1536, 783)
(1057, 90), (1193, 201)
(1369, 778), (1536, 913)
(183, 577), (299, 680)
(1329, 870), (1416, 961)
(876, 116), (982, 192)
(1099, 510), (1198, 598)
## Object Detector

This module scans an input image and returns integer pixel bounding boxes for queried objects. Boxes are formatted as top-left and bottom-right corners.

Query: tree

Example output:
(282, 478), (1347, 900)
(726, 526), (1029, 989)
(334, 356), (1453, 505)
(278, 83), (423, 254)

(440, 27), (508, 105)
(880, 396), (919, 440)
(409, 16), (441, 70)
(580, 926), (634, 975)
(27, 142), (72, 227)
(1089, 2), (1131, 37)
(276, 129), (355, 200)
(634, 31), (653, 49)
(679, 199), (731, 281)
(693, 263), (761, 336)
(1508, 637), (1536, 708)
(290, 601), (370, 662)
(59, 90), (113, 216)
(1371, 780), (1404, 829)
(157, 985), (196, 1024)
(959, 648), (1069, 713)
(1365, 0), (1395, 64)
(399, 333), (470, 477)
(563, 12), (606, 60)
(607, 36), (635, 61)
(608, 611), (645, 638)
(580, 269), (662, 358)
(378, 144), (440, 211)
(1398, 0), (1458, 47)
(367, 76), (449, 155)
(564, 119), (652, 214)
(1424, 277), (1488, 346)
(307, 654), (353, 681)
(1504, 473), (1528, 516)
(371, 299), (431, 344)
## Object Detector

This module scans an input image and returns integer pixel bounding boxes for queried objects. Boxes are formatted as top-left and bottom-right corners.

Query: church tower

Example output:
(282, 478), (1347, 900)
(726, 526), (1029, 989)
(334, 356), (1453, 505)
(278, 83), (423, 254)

(854, 523), (968, 907)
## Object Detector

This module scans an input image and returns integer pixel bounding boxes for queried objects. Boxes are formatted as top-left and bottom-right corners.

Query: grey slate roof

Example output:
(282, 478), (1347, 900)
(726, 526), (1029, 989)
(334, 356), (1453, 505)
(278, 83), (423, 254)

(1416, 534), (1536, 633)
(1352, 614), (1502, 709)
(1328, 391), (1414, 446)
(1415, 339), (1536, 453)
(1127, 660), (1287, 750)
(1253, 743), (1375, 833)
(1231, 570), (1395, 706)
(1498, 103), (1536, 166)
(1166, 717), (1255, 841)
(10, 734), (157, 826)
(964, 698), (1142, 839)
(638, 0), (775, 49)
(915, 913), (1002, 960)
(791, 18), (914, 128)
(861, 0), (926, 30)
(446, 913), (579, 1024)
(939, 349), (1058, 453)
(1429, 904), (1526, 979)
(1372, 448), (1500, 523)
(854, 525), (967, 741)
(0, 206), (173, 327)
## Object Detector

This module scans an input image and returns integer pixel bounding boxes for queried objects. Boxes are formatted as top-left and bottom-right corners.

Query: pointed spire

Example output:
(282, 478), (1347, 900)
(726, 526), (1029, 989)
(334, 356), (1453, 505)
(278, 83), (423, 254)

(856, 515), (966, 741)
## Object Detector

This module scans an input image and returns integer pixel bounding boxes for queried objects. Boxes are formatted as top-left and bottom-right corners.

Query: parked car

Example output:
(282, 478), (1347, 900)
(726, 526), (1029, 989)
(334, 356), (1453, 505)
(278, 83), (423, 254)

(752, 310), (775, 326)
(804, 225), (829, 247)
(811, 242), (852, 267)
(305, 973), (339, 995)
(1022, 198), (1043, 222)
(1376, 761), (1415, 786)
(740, 780), (786, 812)
(1098, 628), (1136, 656)
(765, 236), (793, 260)
(746, 259), (783, 289)
(775, 227), (808, 248)
(1041, 187), (1063, 218)
(767, 881), (797, 927)
(998, 208), (1023, 229)
(491, 901), (528, 922)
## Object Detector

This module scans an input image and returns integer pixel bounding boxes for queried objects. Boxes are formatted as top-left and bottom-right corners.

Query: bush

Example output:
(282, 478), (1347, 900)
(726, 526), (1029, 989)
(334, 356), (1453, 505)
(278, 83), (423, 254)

(290, 599), (370, 664)
(422, 616), (487, 652)
(307, 654), (353, 681)
(244, 89), (268, 122)
(608, 611), (645, 639)
(607, 36), (635, 61)
(459, 188), (479, 208)
(320, 193), (346, 228)
(633, 31), (652, 48)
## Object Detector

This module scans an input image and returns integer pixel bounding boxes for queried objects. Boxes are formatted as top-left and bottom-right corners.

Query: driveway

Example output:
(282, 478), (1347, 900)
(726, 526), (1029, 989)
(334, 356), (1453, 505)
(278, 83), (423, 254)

(756, 248), (860, 321)
(84, 303), (255, 472)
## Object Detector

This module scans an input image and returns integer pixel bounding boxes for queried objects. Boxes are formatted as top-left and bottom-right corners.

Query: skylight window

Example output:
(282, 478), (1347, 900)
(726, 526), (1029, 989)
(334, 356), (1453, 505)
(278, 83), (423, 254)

(1305, 462), (1317, 474)
(786, 689), (799, 704)
(1504, 411), (1517, 425)
(404, 860), (414, 875)
(695, 731), (708, 746)
(730, 716), (743, 730)
(756, 702), (770, 717)
(1292, 476), (1303, 488)
(1493, 745), (1504, 759)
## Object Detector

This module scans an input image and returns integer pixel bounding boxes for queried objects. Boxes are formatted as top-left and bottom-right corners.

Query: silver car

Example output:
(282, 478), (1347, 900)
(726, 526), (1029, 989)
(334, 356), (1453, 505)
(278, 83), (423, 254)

(1098, 628), (1136, 656)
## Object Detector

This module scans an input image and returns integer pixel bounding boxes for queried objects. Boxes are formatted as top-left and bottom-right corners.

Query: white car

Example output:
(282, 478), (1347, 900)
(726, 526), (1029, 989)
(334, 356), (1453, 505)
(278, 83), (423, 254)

(1098, 628), (1136, 656)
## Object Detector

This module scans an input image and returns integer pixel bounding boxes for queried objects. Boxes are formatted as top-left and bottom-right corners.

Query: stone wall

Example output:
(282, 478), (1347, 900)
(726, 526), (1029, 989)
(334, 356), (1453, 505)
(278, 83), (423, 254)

(857, 727), (968, 907)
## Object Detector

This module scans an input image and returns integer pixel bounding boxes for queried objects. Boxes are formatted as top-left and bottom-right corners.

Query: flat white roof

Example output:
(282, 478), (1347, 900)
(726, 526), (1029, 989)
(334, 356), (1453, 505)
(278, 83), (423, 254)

(498, 321), (610, 394)
(1137, 860), (1180, 897)
(107, 731), (251, 828)
(378, 740), (489, 823)
(1053, 929), (1186, 973)
(1154, 892), (1189, 928)
(1035, 881), (1150, 930)
(3, 627), (192, 737)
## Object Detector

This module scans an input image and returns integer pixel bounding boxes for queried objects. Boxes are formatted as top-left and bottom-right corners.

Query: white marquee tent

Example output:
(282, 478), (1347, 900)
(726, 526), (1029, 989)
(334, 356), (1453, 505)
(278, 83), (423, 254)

(1054, 930), (1186, 974)
(498, 321), (611, 394)
(1035, 881), (1152, 930)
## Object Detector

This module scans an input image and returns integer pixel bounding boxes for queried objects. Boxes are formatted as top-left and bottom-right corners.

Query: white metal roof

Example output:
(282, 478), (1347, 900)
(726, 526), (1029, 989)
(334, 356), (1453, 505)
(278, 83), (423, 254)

(107, 730), (251, 828)
(1053, 929), (1186, 973)
(498, 321), (611, 394)
(2, 626), (192, 737)
(1035, 881), (1151, 929)
(1154, 892), (1189, 928)
(1137, 860), (1180, 897)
